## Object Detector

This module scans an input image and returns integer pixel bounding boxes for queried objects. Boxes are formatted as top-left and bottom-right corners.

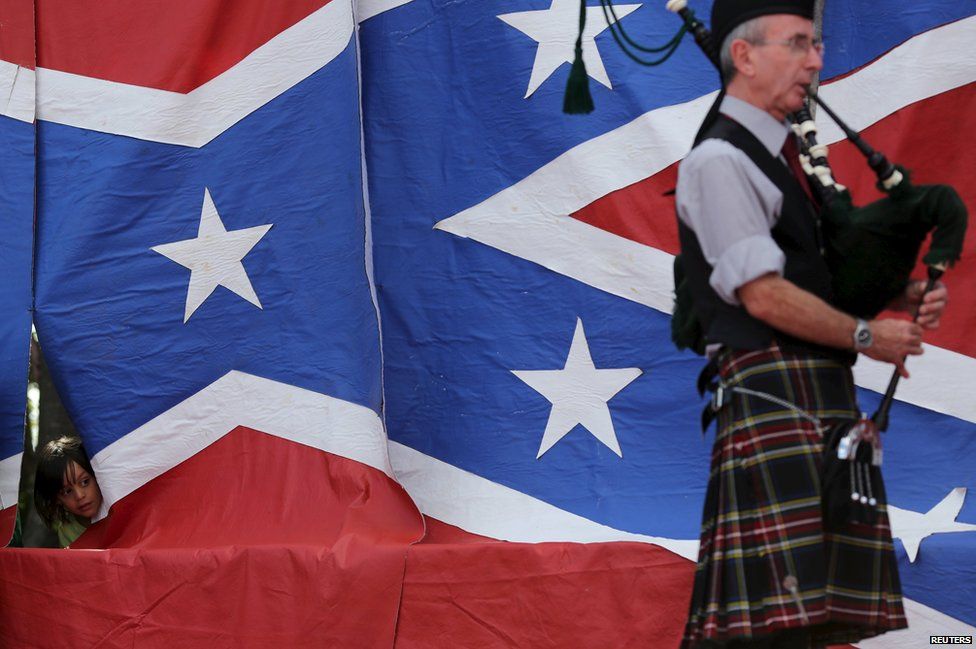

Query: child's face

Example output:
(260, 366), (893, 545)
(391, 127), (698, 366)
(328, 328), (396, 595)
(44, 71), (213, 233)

(57, 461), (102, 520)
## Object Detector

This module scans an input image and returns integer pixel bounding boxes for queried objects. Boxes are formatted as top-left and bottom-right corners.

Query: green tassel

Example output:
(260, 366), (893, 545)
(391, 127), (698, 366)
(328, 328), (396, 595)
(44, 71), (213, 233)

(563, 45), (594, 114)
(563, 0), (594, 114)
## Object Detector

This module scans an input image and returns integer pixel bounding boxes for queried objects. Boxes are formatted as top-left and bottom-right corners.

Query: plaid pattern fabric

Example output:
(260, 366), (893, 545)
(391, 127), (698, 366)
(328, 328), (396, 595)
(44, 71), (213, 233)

(681, 345), (907, 648)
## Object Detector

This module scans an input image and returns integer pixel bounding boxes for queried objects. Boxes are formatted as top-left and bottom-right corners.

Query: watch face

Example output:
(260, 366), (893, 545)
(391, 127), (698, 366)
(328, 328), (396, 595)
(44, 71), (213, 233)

(855, 322), (873, 348)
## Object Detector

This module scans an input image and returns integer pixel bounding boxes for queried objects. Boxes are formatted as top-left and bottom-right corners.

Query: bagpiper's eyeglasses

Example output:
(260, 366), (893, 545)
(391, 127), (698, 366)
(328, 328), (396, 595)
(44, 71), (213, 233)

(752, 35), (825, 57)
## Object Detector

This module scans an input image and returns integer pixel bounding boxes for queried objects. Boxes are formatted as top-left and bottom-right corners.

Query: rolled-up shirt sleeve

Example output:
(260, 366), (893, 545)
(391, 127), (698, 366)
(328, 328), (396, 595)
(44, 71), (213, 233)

(676, 139), (786, 306)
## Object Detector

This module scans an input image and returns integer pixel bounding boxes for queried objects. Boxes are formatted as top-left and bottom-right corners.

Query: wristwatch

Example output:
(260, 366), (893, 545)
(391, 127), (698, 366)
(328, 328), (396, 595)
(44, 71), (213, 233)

(853, 318), (873, 351)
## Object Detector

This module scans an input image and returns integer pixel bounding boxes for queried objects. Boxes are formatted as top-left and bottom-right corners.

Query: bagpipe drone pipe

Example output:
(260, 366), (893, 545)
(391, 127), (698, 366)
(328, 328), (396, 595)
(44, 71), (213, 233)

(563, 0), (969, 528)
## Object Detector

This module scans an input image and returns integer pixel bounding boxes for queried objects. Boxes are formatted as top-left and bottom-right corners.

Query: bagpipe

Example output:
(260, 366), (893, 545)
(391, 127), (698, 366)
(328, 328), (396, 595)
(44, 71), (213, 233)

(564, 0), (969, 528)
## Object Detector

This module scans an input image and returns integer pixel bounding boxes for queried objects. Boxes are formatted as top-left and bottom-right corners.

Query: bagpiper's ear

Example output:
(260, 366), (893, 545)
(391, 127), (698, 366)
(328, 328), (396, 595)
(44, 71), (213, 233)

(728, 37), (755, 77)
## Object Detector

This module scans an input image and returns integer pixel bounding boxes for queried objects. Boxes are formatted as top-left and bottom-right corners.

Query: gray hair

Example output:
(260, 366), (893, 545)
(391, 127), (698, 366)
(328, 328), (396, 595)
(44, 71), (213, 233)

(719, 16), (769, 83)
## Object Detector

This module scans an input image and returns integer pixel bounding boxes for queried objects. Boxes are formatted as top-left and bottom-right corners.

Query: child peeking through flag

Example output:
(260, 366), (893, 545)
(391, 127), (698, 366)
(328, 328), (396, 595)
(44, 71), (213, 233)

(33, 436), (103, 548)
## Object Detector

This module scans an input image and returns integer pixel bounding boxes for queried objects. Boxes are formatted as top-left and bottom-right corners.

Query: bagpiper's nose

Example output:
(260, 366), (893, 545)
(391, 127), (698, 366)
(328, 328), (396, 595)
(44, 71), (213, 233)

(807, 44), (824, 70)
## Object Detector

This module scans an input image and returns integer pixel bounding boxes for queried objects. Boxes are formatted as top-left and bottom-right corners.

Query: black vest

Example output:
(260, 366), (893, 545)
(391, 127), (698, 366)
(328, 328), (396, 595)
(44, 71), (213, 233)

(677, 115), (847, 360)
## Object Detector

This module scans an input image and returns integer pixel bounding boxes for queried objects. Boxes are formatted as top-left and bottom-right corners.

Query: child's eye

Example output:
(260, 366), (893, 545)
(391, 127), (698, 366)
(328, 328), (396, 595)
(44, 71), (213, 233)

(80, 478), (89, 487)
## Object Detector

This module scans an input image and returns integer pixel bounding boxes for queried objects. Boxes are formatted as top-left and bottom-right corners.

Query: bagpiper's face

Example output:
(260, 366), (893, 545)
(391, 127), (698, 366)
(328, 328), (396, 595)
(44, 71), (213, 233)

(750, 14), (824, 120)
(57, 460), (102, 520)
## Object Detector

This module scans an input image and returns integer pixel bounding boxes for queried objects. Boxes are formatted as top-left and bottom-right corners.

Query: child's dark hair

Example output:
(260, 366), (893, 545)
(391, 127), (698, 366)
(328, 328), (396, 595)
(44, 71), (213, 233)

(34, 436), (95, 526)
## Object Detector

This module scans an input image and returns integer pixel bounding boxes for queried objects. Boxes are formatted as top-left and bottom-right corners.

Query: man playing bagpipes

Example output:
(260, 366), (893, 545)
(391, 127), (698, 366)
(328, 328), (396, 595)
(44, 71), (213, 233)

(671, 1), (951, 647)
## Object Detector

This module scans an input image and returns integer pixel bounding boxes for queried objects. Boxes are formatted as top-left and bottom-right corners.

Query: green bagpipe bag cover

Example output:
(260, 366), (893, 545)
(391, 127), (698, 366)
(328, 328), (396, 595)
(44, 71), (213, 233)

(822, 170), (967, 318)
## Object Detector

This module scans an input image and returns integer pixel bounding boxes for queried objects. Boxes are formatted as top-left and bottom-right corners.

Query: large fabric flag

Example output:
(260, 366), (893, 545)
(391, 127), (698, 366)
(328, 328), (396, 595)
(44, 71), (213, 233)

(0, 0), (972, 647)
(0, 0), (35, 539)
(0, 2), (425, 647)
(361, 0), (976, 646)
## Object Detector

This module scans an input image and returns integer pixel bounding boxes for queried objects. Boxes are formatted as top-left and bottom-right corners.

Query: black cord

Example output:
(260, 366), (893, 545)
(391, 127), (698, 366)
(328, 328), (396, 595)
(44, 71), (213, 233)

(599, 0), (688, 67)
(601, 0), (686, 53)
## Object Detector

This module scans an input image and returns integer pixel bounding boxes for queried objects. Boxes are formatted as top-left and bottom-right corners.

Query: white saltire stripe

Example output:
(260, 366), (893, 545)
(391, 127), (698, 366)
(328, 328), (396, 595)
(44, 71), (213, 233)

(357, 0), (415, 22)
(34, 0), (354, 147)
(434, 200), (976, 424)
(435, 16), (976, 424)
(389, 441), (965, 565)
(2, 0), (417, 126)
(816, 14), (976, 142)
(388, 441), (975, 647)
(853, 344), (976, 424)
(436, 91), (708, 313)
(90, 370), (392, 519)
(388, 439), (699, 559)
(0, 453), (23, 510)
(436, 15), (976, 306)
(0, 59), (35, 123)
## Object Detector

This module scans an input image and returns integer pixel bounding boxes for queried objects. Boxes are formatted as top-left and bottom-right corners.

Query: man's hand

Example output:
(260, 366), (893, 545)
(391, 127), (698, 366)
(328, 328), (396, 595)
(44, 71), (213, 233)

(892, 279), (948, 329)
(912, 280), (948, 329)
(862, 319), (924, 378)
(737, 275), (931, 378)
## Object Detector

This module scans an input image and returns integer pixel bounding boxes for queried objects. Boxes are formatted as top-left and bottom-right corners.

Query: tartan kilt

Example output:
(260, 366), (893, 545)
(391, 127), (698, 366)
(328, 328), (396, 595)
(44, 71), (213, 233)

(681, 345), (907, 648)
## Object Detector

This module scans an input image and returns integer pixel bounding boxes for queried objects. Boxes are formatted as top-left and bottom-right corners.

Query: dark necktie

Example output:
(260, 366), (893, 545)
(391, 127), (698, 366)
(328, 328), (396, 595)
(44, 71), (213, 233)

(782, 134), (817, 206)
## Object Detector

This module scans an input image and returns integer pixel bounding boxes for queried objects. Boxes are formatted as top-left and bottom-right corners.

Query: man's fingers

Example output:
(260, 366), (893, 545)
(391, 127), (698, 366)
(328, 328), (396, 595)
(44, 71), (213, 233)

(919, 298), (947, 314)
(865, 319), (926, 367)
(895, 360), (910, 379)
(923, 285), (948, 301)
(906, 325), (923, 353)
(917, 309), (942, 324)
(917, 285), (948, 322)
(906, 324), (923, 342)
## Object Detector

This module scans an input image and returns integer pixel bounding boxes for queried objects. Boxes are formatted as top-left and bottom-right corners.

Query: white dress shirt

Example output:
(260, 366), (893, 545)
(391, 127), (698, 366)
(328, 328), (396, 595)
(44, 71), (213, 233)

(676, 95), (795, 306)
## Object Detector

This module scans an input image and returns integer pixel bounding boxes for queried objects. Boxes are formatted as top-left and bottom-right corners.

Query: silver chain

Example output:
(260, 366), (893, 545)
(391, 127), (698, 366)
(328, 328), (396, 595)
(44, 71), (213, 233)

(719, 385), (825, 430)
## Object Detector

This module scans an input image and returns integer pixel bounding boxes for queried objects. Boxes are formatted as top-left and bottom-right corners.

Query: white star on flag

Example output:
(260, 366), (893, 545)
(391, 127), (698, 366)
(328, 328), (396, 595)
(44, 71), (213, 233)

(152, 188), (273, 323)
(888, 488), (976, 563)
(498, 0), (642, 98)
(512, 317), (642, 458)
